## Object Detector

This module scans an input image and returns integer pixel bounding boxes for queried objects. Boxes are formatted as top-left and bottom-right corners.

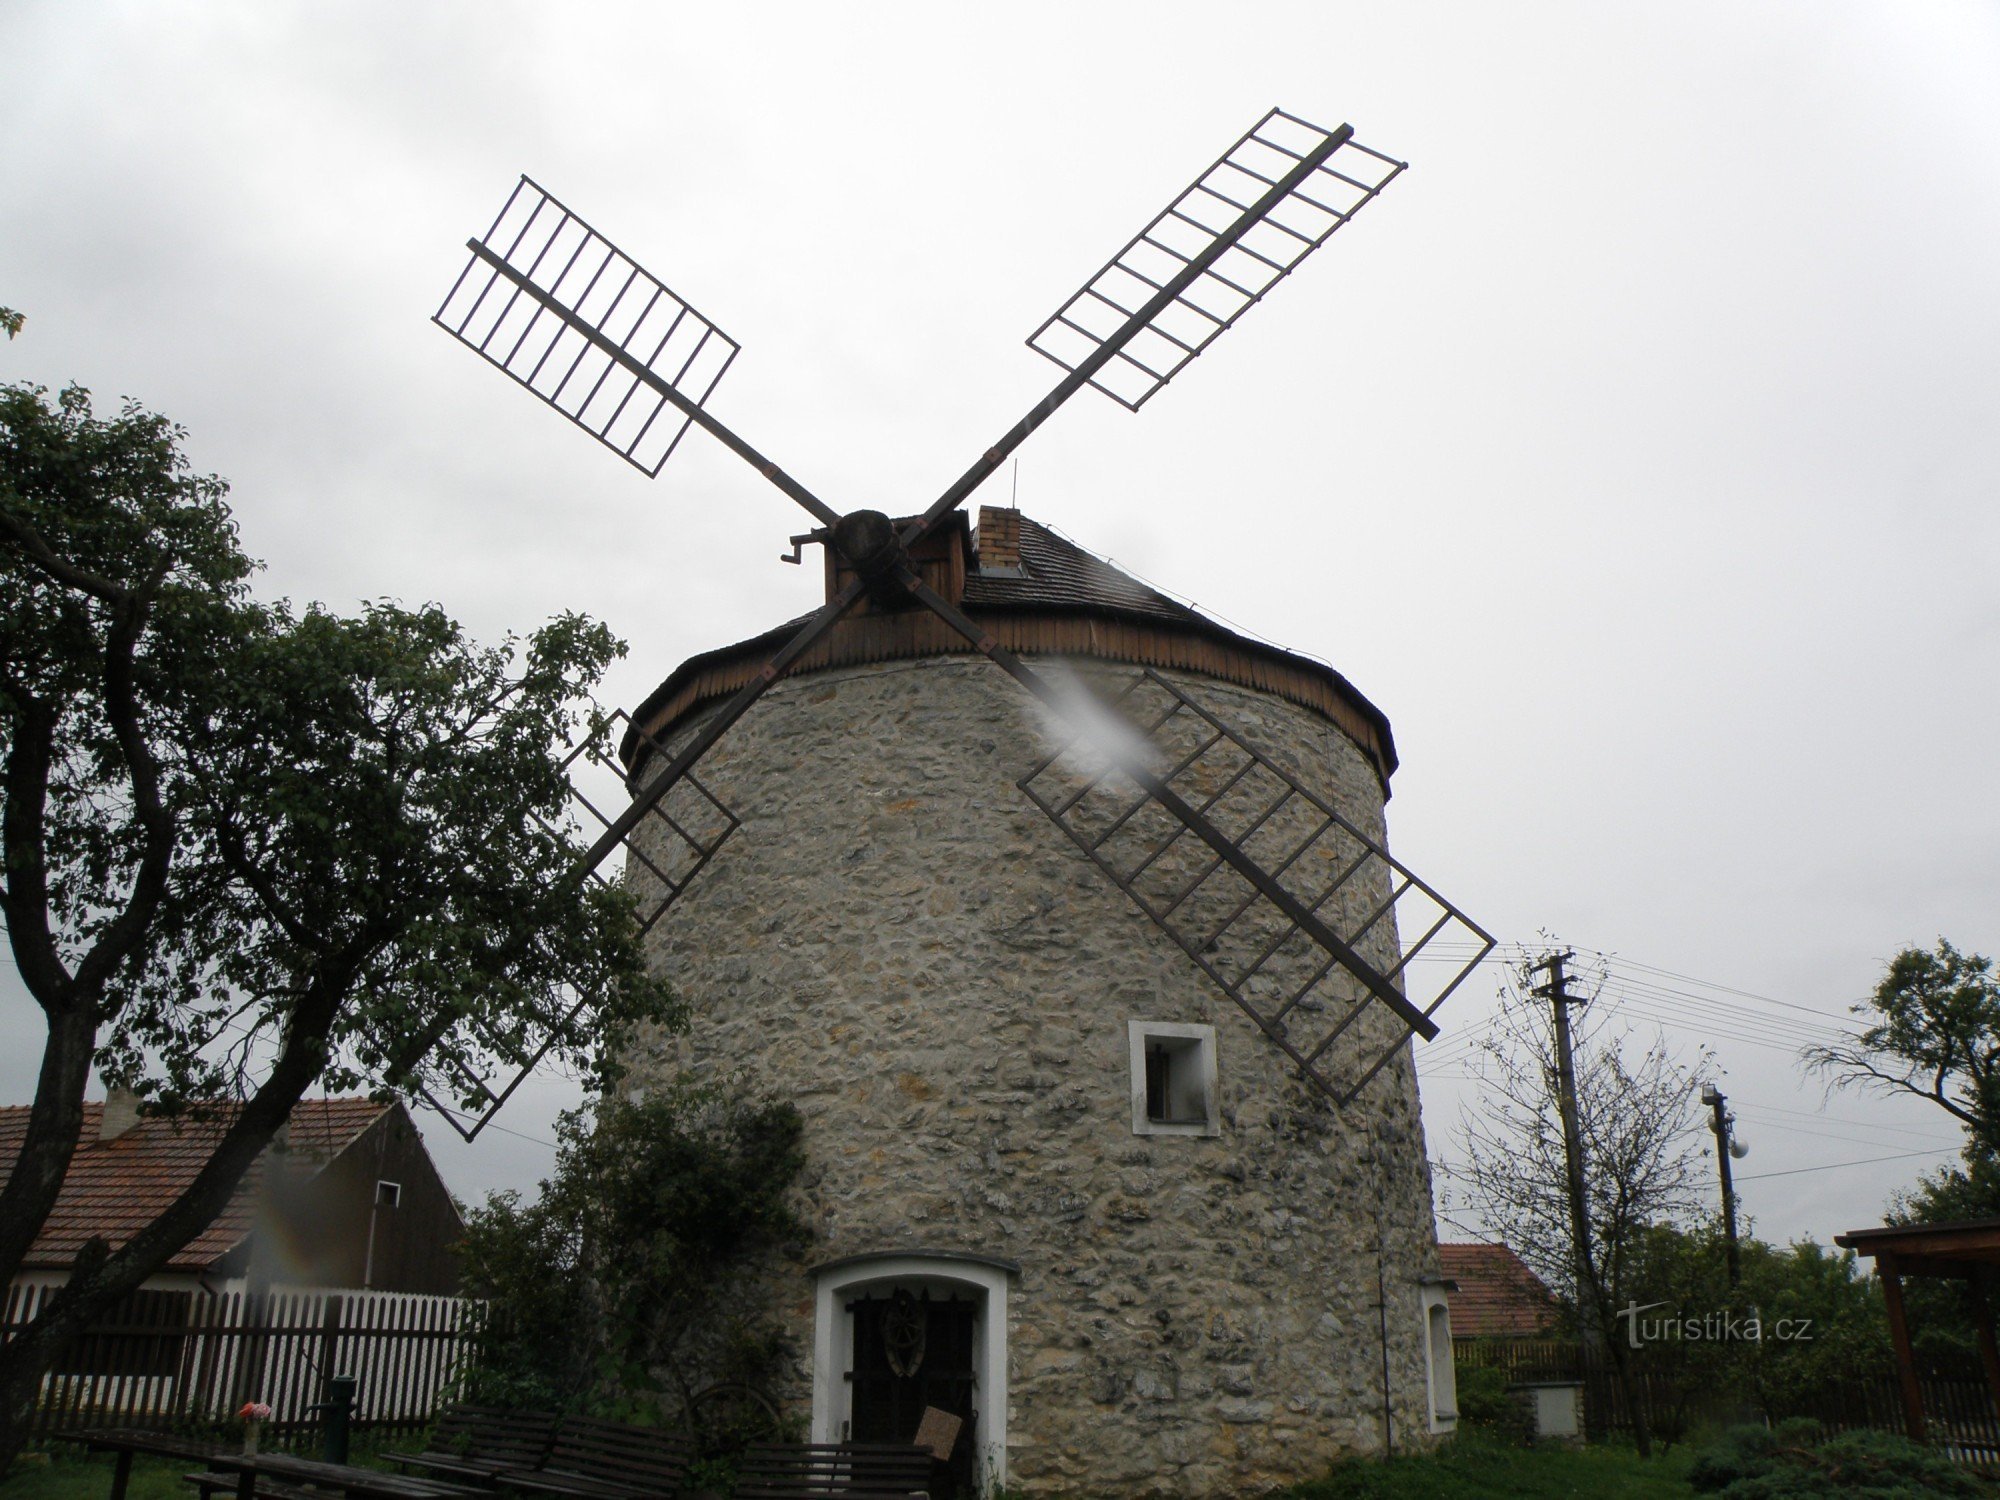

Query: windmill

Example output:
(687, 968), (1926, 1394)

(430, 106), (1493, 1141)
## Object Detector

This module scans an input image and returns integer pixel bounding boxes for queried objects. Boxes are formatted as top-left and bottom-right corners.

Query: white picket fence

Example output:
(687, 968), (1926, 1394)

(5, 1281), (480, 1438)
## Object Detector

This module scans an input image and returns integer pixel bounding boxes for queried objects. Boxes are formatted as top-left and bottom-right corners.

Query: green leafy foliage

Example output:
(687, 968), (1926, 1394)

(100, 597), (675, 1109)
(1451, 1365), (1533, 1445)
(2, 382), (676, 1112)
(1613, 1224), (1892, 1431)
(0, 381), (678, 1473)
(1688, 1421), (1985, 1498)
(1810, 941), (2000, 1221)
(457, 1082), (807, 1426)
(1277, 1426), (1696, 1499)
(681, 1456), (737, 1499)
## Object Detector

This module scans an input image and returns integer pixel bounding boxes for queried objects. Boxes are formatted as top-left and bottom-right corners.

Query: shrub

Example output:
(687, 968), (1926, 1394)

(457, 1080), (807, 1416)
(1688, 1421), (1983, 1498)
(1453, 1364), (1534, 1445)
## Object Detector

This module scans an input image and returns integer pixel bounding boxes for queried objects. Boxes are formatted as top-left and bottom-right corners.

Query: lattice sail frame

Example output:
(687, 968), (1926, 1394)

(1028, 109), (1406, 411)
(1019, 670), (1492, 1105)
(418, 708), (740, 1142)
(434, 176), (740, 476)
(546, 708), (741, 936)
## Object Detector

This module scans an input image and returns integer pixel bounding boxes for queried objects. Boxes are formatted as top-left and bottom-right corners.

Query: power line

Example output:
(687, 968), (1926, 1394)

(1595, 993), (1820, 1047)
(1608, 952), (1864, 1025)
(1593, 999), (1818, 1057)
(1736, 1116), (1959, 1153)
(1408, 940), (1864, 1044)
(1592, 976), (1854, 1040)
(1736, 1152), (1952, 1184)
(1732, 1101), (1959, 1144)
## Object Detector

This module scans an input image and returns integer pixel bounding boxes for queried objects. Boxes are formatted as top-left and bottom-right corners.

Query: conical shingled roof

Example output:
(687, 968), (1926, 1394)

(624, 507), (1396, 784)
(960, 514), (1198, 625)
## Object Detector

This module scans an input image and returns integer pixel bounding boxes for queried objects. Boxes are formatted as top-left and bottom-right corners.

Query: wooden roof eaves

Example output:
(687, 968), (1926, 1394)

(1836, 1217), (2000, 1268)
(623, 601), (1399, 793)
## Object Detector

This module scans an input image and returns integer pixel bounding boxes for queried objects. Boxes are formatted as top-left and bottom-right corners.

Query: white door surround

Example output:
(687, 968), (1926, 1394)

(810, 1251), (1016, 1493)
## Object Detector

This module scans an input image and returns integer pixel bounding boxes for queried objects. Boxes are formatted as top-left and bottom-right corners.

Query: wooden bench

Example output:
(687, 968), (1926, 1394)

(383, 1405), (560, 1483)
(730, 1442), (932, 1500)
(492, 1415), (693, 1500)
(184, 1463), (489, 1500)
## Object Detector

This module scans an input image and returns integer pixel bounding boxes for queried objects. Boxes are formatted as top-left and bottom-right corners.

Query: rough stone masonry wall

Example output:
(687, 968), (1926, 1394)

(621, 654), (1444, 1496)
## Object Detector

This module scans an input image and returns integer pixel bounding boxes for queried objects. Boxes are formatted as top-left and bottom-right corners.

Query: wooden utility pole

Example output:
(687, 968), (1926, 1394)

(1701, 1083), (1743, 1289)
(1532, 949), (1599, 1348)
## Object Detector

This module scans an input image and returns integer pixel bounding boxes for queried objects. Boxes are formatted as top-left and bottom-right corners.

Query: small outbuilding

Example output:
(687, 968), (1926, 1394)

(1, 1092), (463, 1301)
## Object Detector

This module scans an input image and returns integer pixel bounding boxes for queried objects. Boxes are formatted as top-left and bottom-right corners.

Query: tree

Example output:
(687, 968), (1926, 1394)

(457, 1082), (806, 1438)
(0, 383), (676, 1471)
(1806, 940), (2000, 1221)
(1615, 1223), (1891, 1439)
(1442, 954), (1708, 1455)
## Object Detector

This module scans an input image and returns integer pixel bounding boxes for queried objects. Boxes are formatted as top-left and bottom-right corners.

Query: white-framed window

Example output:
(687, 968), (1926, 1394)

(375, 1180), (402, 1208)
(1420, 1281), (1458, 1433)
(1127, 1021), (1219, 1136)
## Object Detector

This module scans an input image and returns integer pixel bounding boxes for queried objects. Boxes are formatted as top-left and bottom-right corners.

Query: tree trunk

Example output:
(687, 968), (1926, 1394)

(1604, 1333), (1653, 1458)
(0, 1349), (46, 1480)
(0, 1289), (88, 1477)
(0, 1070), (320, 1479)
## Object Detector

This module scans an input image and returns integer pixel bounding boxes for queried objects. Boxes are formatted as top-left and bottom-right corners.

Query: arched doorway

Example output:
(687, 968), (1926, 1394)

(810, 1252), (1015, 1497)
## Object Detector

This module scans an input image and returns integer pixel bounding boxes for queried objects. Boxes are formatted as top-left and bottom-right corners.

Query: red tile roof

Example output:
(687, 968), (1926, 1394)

(0, 1097), (392, 1273)
(1439, 1241), (1560, 1337)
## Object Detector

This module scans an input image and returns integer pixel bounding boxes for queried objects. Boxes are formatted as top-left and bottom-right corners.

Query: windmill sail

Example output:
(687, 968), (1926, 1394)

(435, 176), (740, 476)
(1018, 669), (1492, 1104)
(1027, 109), (1405, 411)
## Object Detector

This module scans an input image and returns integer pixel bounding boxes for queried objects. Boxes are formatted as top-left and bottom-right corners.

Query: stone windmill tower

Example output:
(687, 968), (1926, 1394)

(433, 108), (1493, 1497)
(617, 507), (1477, 1495)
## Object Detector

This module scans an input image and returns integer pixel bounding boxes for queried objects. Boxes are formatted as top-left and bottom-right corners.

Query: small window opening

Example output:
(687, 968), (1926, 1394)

(1128, 1021), (1219, 1136)
(1145, 1038), (1206, 1125)
(375, 1180), (402, 1208)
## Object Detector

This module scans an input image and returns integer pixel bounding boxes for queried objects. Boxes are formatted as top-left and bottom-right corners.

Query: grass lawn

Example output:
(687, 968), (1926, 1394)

(3, 1450), (204, 1500)
(1279, 1428), (1697, 1499)
(2, 1437), (406, 1500)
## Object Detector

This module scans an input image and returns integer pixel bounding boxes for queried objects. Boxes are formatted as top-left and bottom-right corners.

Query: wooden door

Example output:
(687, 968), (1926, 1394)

(846, 1288), (977, 1498)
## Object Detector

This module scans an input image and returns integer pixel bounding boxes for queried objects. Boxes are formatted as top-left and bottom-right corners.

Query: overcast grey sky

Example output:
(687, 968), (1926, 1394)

(3, 2), (1996, 1249)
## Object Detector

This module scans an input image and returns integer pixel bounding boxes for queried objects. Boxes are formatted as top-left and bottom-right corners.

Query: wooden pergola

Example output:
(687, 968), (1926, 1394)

(1835, 1217), (2000, 1443)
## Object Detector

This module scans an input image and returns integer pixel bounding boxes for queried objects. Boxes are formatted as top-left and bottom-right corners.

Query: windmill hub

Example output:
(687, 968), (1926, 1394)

(830, 508), (916, 608)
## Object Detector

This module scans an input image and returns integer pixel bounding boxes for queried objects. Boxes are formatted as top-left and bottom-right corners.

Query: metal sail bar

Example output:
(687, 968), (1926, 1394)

(1027, 109), (1404, 412)
(426, 110), (1423, 1132)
